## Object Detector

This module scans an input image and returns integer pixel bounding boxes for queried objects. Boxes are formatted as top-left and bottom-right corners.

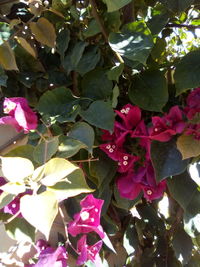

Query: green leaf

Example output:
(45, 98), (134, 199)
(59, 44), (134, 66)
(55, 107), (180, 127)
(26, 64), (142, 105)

(47, 168), (93, 200)
(80, 100), (115, 131)
(89, 149), (117, 188)
(147, 5), (169, 35)
(68, 122), (94, 153)
(5, 217), (35, 242)
(107, 63), (124, 82)
(159, 0), (194, 13)
(5, 144), (35, 163)
(57, 136), (86, 158)
(104, 0), (132, 12)
(82, 68), (113, 100)
(83, 19), (101, 38)
(37, 87), (80, 124)
(123, 224), (139, 256)
(151, 139), (189, 182)
(172, 226), (193, 264)
(63, 41), (87, 72)
(40, 158), (79, 186)
(56, 28), (70, 60)
(0, 191), (15, 209)
(129, 70), (168, 112)
(167, 172), (200, 216)
(174, 50), (200, 95)
(109, 21), (154, 65)
(33, 136), (59, 164)
(1, 157), (34, 182)
(177, 134), (200, 159)
(30, 18), (56, 48)
(0, 41), (18, 71)
(76, 46), (100, 76)
(20, 191), (58, 239)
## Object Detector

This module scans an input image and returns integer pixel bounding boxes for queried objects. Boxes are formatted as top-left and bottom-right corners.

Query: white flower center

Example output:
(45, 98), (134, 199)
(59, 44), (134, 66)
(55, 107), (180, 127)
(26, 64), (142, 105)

(147, 190), (152, 195)
(80, 211), (90, 221)
(4, 102), (16, 114)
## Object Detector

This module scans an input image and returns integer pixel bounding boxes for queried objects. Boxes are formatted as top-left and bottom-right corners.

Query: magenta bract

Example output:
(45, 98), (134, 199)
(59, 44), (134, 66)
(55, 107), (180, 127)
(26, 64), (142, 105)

(0, 97), (38, 133)
(76, 235), (103, 265)
(68, 194), (105, 239)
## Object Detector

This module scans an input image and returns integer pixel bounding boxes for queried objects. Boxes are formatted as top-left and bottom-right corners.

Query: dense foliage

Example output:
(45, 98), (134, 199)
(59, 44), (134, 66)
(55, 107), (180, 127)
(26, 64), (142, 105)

(0, 0), (200, 266)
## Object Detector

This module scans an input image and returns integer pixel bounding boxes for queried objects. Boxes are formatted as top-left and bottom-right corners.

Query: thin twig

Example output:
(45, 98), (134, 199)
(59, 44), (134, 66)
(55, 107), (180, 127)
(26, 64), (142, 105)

(89, 0), (124, 64)
(166, 23), (200, 30)
(4, 210), (21, 224)
(70, 157), (99, 163)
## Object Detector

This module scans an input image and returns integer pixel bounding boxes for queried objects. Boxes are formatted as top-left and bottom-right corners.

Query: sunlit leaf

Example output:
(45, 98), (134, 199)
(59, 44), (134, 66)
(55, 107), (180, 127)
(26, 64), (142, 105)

(30, 18), (56, 48)
(16, 37), (37, 58)
(1, 157), (34, 182)
(177, 134), (200, 159)
(20, 191), (58, 239)
(0, 41), (18, 70)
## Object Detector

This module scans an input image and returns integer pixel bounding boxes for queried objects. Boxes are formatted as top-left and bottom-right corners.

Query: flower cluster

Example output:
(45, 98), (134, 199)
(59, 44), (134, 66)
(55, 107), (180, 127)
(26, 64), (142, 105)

(68, 194), (104, 266)
(25, 239), (68, 267)
(100, 88), (200, 201)
(0, 97), (38, 133)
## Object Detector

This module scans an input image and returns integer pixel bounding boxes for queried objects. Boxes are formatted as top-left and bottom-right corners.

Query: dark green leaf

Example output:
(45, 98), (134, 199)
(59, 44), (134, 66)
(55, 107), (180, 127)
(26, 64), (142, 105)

(159, 0), (194, 13)
(147, 5), (169, 35)
(76, 46), (100, 76)
(109, 21), (154, 65)
(174, 50), (200, 95)
(151, 139), (189, 182)
(129, 70), (168, 111)
(107, 63), (124, 82)
(104, 0), (132, 12)
(68, 122), (94, 153)
(167, 172), (200, 217)
(172, 226), (193, 264)
(56, 28), (70, 60)
(82, 68), (113, 100)
(80, 100), (115, 131)
(33, 137), (59, 164)
(37, 87), (80, 124)
(83, 19), (101, 38)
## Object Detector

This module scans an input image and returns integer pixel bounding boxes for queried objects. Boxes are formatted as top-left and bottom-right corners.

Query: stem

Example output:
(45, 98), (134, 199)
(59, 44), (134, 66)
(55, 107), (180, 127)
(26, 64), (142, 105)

(166, 23), (200, 30)
(71, 157), (99, 163)
(4, 210), (21, 224)
(89, 0), (124, 64)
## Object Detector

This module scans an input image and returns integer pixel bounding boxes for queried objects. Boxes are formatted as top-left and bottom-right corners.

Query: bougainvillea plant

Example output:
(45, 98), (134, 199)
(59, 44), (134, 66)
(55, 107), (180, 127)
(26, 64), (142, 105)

(0, 0), (200, 266)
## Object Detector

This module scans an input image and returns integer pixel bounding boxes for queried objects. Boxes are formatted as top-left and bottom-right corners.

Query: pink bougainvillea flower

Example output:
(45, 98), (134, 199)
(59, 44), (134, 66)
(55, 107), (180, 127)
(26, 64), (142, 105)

(185, 123), (200, 140)
(25, 246), (68, 267)
(117, 171), (142, 200)
(99, 142), (121, 161)
(68, 194), (105, 239)
(185, 87), (200, 119)
(0, 97), (38, 133)
(115, 104), (141, 130)
(0, 177), (32, 217)
(142, 180), (166, 201)
(150, 106), (185, 142)
(76, 235), (103, 266)
(117, 152), (139, 173)
(117, 163), (166, 201)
